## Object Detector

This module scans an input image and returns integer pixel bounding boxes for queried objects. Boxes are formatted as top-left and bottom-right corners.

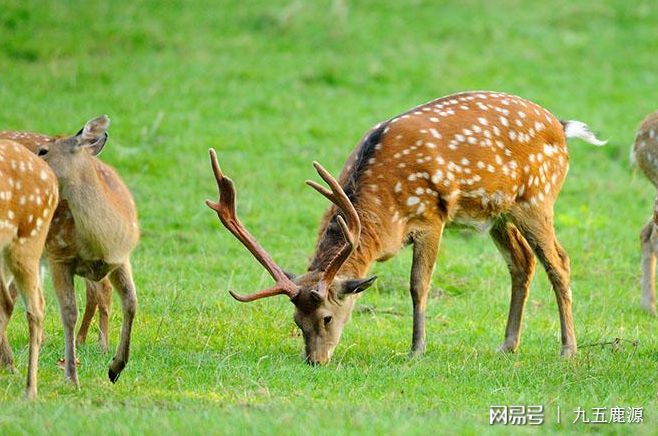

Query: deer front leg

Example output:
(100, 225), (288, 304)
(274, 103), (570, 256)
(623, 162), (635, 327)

(490, 221), (536, 353)
(640, 220), (657, 315)
(11, 261), (45, 400)
(409, 224), (443, 356)
(50, 260), (79, 386)
(107, 262), (137, 383)
(0, 282), (17, 372)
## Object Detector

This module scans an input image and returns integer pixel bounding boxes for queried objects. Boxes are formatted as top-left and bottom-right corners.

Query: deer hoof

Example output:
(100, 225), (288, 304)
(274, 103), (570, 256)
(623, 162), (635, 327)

(560, 345), (577, 358)
(108, 368), (120, 383)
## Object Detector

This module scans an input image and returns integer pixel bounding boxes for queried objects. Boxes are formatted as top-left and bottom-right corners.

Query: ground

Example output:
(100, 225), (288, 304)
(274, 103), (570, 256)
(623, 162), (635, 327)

(0, 0), (657, 434)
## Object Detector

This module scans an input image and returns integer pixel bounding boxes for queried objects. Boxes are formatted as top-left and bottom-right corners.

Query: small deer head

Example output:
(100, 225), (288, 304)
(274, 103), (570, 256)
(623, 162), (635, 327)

(290, 272), (376, 364)
(36, 115), (109, 180)
(206, 149), (376, 365)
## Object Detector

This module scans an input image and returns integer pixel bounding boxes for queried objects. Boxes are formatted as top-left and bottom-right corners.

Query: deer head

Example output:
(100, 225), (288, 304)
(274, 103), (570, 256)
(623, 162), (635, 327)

(206, 149), (376, 365)
(35, 115), (110, 182)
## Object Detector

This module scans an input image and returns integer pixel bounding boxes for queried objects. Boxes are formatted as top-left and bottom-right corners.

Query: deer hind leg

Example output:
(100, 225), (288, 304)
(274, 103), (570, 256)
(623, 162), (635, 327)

(107, 262), (137, 383)
(512, 209), (576, 357)
(640, 218), (657, 316)
(490, 220), (536, 353)
(0, 281), (17, 372)
(50, 260), (79, 386)
(76, 279), (98, 346)
(96, 278), (113, 351)
(409, 222), (444, 356)
(8, 245), (44, 400)
(76, 278), (112, 351)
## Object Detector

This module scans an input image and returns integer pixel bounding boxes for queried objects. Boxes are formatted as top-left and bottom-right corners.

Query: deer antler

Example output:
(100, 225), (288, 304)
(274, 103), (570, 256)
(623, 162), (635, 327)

(206, 149), (299, 302)
(305, 161), (361, 297)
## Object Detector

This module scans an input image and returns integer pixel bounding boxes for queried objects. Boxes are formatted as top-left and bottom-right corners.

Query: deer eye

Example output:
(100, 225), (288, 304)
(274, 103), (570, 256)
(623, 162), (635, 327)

(323, 315), (333, 326)
(37, 147), (48, 156)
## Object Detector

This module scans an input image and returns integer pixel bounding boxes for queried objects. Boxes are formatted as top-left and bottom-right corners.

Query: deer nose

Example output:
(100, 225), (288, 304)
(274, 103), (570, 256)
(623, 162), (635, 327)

(306, 353), (330, 366)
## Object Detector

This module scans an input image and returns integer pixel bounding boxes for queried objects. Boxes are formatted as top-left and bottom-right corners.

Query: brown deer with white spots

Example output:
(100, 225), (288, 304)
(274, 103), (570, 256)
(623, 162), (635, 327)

(0, 139), (58, 399)
(1, 116), (139, 386)
(0, 131), (114, 351)
(207, 91), (605, 364)
(631, 110), (658, 315)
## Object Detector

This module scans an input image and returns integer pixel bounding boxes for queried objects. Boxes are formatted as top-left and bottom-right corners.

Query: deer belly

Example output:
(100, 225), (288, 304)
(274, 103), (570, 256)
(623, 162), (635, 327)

(450, 213), (495, 233)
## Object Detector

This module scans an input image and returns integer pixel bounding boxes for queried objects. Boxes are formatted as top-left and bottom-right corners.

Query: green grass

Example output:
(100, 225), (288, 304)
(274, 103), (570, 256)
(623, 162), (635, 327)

(1, 0), (657, 434)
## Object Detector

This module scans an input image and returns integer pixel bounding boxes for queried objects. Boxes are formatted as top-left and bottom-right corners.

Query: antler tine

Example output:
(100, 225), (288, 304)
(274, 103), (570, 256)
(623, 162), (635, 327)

(306, 161), (362, 294)
(206, 148), (299, 302)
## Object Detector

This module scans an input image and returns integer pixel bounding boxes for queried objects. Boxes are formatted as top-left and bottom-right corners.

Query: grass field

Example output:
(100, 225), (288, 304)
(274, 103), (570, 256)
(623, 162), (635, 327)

(1, 0), (657, 434)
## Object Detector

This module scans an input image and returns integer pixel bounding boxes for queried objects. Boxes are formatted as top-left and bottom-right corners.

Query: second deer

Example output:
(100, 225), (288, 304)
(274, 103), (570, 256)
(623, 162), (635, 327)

(0, 131), (114, 351)
(1, 116), (139, 385)
(631, 110), (658, 315)
(207, 91), (606, 364)
(0, 139), (58, 398)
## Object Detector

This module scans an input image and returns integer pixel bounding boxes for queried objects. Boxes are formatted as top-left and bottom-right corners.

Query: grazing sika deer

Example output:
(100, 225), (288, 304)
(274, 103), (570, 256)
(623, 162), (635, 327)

(207, 91), (606, 364)
(631, 110), (658, 315)
(0, 130), (115, 351)
(0, 139), (58, 398)
(6, 116), (139, 385)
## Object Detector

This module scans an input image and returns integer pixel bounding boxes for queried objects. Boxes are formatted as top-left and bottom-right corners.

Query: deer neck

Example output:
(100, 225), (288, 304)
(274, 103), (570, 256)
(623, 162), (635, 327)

(58, 160), (130, 262)
(309, 202), (385, 278)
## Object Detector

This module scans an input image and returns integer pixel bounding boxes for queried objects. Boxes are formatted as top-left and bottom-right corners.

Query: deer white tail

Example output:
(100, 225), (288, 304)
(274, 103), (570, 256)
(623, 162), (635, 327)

(562, 120), (607, 146)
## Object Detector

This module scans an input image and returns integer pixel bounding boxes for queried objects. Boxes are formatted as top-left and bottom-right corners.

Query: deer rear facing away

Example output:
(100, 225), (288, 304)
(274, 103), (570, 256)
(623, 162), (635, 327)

(0, 131), (114, 351)
(0, 139), (58, 398)
(631, 110), (658, 315)
(3, 116), (139, 385)
(207, 91), (606, 364)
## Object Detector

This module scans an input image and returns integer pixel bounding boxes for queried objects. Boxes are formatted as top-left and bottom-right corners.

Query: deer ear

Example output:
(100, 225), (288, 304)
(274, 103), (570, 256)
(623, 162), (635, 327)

(76, 115), (110, 156)
(340, 276), (377, 296)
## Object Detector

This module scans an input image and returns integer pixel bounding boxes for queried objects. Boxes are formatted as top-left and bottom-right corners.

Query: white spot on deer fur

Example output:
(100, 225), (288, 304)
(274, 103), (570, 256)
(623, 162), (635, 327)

(431, 170), (444, 183)
(455, 134), (465, 142)
(39, 169), (48, 181)
(407, 196), (420, 206)
(415, 187), (424, 195)
(429, 117), (439, 123)
(478, 117), (488, 126)
(487, 164), (495, 173)
(429, 128), (442, 139)
(499, 117), (509, 127)
(468, 136), (477, 144)
(461, 158), (470, 166)
(543, 144), (557, 156)
(408, 174), (417, 181)
(394, 181), (402, 193)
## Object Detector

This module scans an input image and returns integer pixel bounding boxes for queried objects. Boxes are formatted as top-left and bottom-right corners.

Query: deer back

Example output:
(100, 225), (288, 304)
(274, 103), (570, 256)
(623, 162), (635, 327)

(348, 92), (569, 230)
